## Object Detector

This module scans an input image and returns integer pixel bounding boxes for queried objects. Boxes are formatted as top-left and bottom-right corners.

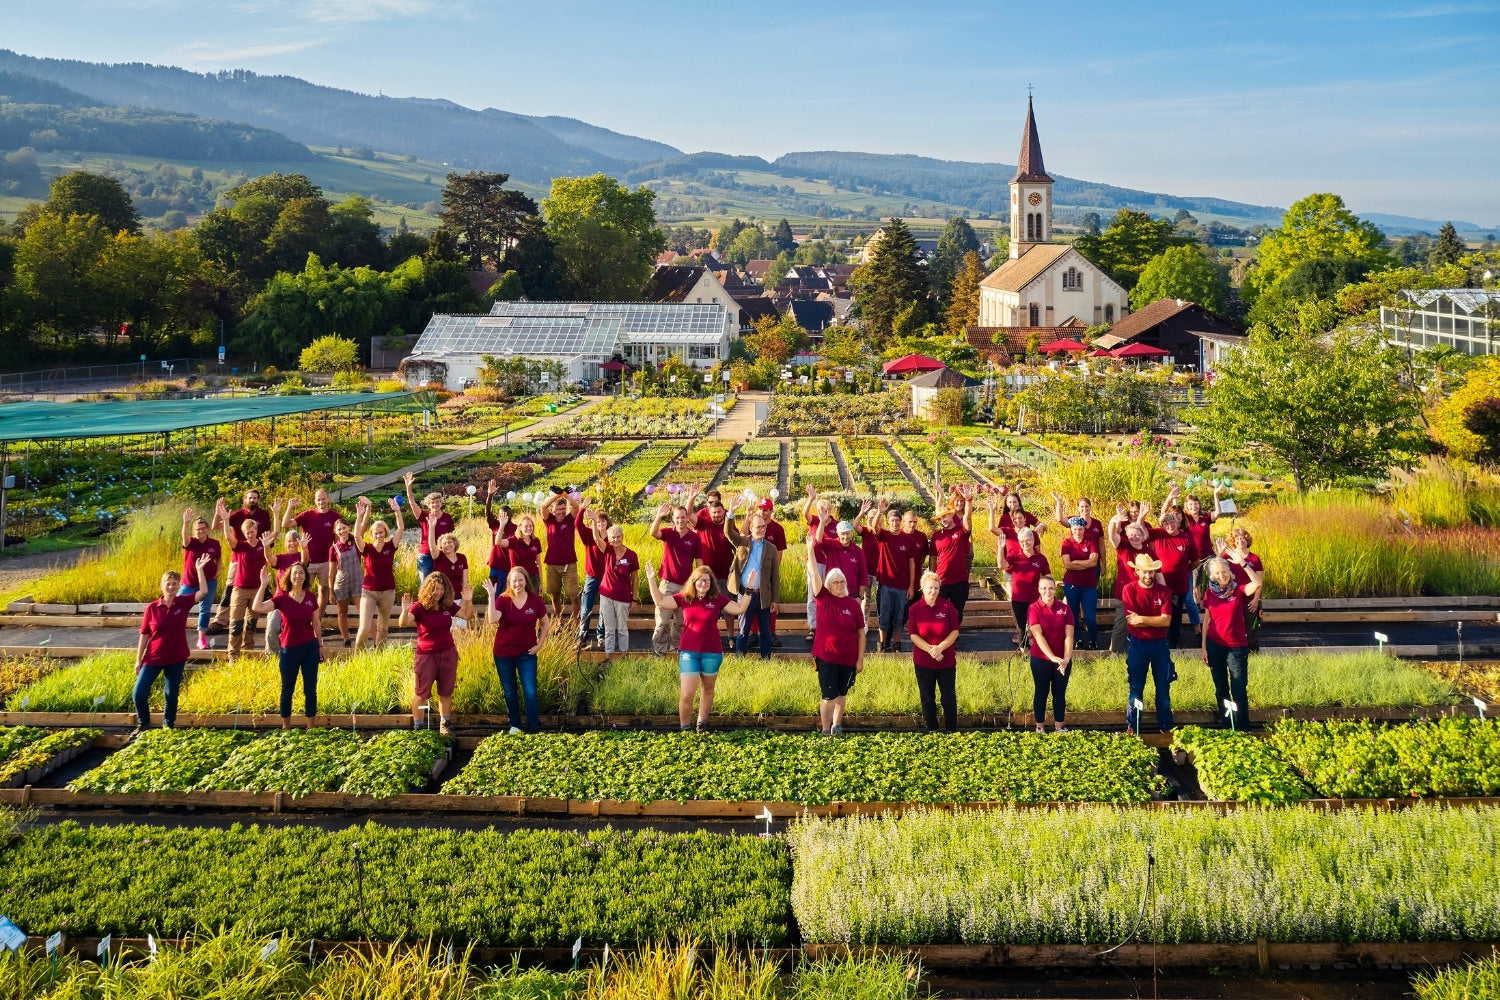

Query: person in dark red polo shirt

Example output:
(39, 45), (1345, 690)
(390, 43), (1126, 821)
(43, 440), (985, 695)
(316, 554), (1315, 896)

(1027, 575), (1075, 733)
(482, 566), (552, 734)
(907, 569), (960, 732)
(213, 488), (273, 629)
(928, 493), (973, 618)
(574, 500), (609, 651)
(179, 507), (221, 651)
(649, 502), (702, 654)
(399, 570), (474, 735)
(1150, 509), (1199, 649)
(800, 486), (837, 644)
(1107, 507), (1152, 655)
(1120, 552), (1174, 734)
(539, 488), (582, 621)
(132, 555), (212, 733)
(404, 472), (454, 587)
(219, 496), (271, 660)
(807, 562), (867, 736)
(689, 486), (735, 592)
(249, 560), (323, 730)
(1180, 486), (1222, 637)
(285, 488), (345, 609)
(1058, 515), (1101, 650)
(867, 498), (920, 653)
(1051, 491), (1104, 545)
(644, 563), (752, 731)
(1201, 555), (1263, 730)
(1220, 526), (1266, 650)
(812, 504), (871, 605)
(1004, 528), (1049, 653)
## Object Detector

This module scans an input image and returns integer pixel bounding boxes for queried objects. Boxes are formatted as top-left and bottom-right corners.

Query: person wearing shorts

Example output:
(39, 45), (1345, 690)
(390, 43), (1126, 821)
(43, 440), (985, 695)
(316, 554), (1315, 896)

(328, 520), (361, 646)
(248, 561), (322, 730)
(352, 495), (404, 650)
(539, 490), (582, 621)
(399, 571), (471, 735)
(483, 566), (551, 734)
(808, 562), (867, 736)
(287, 488), (345, 611)
(645, 563), (751, 731)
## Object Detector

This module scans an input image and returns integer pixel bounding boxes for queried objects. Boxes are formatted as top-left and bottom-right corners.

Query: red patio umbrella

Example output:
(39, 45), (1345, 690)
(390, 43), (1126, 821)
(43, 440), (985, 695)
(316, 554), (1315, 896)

(599, 360), (631, 371)
(1087, 348), (1114, 357)
(882, 354), (946, 375)
(1111, 342), (1171, 358)
(1040, 338), (1088, 353)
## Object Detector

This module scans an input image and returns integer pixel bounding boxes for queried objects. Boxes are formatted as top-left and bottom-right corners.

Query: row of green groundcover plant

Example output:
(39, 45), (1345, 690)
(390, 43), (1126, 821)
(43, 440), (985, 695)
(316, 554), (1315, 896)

(0, 930), (926, 1000)
(1176, 717), (1500, 803)
(2, 645), (1462, 717)
(38, 718), (1500, 805)
(2, 806), (1498, 946)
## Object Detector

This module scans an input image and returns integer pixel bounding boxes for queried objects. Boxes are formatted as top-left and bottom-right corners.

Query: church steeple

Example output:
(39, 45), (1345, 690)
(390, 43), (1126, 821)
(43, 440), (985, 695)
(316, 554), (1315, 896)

(1013, 95), (1052, 183)
(1009, 95), (1054, 258)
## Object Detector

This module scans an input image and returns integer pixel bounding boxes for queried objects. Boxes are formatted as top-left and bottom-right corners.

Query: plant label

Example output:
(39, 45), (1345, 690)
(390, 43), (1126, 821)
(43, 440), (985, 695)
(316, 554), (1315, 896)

(97, 934), (111, 959)
(1217, 498), (1237, 515)
(0, 918), (25, 952)
(260, 938), (279, 961)
(1223, 699), (1238, 715)
(147, 934), (157, 957)
(1475, 697), (1488, 720)
(45, 932), (62, 956)
(92, 695), (106, 709)
(572, 936), (582, 961)
(603, 942), (611, 968)
(18, 698), (27, 712)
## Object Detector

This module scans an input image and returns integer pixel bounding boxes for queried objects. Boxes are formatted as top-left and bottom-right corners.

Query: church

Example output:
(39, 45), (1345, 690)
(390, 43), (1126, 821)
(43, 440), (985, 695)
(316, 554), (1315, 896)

(975, 98), (1130, 330)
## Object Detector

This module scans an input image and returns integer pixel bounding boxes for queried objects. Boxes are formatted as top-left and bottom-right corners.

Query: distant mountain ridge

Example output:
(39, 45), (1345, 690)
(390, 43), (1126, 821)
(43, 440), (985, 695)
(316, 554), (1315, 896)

(0, 49), (1486, 234)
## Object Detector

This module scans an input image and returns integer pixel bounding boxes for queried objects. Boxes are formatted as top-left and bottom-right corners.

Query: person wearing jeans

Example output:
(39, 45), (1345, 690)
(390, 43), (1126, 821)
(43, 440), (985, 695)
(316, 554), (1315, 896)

(132, 558), (209, 731)
(645, 563), (750, 731)
(1202, 555), (1262, 730)
(179, 508), (221, 651)
(575, 503), (609, 650)
(727, 504), (781, 659)
(867, 501), (917, 653)
(485, 566), (551, 734)
(249, 561), (323, 729)
(1120, 552), (1175, 734)
(1058, 516), (1100, 650)
(405, 472), (453, 586)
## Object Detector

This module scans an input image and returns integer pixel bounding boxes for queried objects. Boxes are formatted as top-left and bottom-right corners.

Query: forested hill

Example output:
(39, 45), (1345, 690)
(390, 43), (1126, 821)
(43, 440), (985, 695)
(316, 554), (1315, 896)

(0, 71), (312, 163)
(0, 50), (659, 184)
(770, 151), (1284, 221)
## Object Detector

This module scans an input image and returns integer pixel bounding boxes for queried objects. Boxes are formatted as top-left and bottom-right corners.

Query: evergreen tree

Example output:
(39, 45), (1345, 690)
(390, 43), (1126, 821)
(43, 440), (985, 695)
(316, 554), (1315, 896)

(772, 218), (796, 254)
(849, 218), (929, 345)
(929, 216), (981, 311)
(1429, 222), (1465, 268)
(944, 251), (986, 338)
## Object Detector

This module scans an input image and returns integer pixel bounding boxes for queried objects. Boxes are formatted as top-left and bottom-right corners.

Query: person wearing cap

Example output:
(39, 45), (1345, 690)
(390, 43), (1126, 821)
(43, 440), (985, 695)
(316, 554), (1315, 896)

(404, 472), (453, 586)
(928, 491), (973, 618)
(539, 487), (583, 622)
(1058, 515), (1100, 650)
(1201, 555), (1262, 729)
(1107, 505), (1152, 655)
(800, 485), (836, 645)
(807, 558), (866, 736)
(726, 501), (782, 659)
(649, 502), (701, 655)
(1121, 551), (1174, 735)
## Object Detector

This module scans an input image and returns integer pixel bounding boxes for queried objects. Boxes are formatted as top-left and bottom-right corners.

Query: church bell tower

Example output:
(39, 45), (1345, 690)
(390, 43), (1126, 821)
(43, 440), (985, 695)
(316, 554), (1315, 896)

(1009, 95), (1054, 259)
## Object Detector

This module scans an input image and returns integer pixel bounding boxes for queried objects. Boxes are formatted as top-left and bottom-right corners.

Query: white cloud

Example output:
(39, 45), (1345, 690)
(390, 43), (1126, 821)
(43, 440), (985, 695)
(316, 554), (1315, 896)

(170, 37), (327, 65)
(224, 0), (447, 23)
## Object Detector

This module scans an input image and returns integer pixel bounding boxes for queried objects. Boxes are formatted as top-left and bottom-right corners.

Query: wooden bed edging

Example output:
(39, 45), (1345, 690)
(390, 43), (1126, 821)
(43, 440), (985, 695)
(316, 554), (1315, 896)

(19, 934), (1500, 972)
(6, 786), (1499, 816)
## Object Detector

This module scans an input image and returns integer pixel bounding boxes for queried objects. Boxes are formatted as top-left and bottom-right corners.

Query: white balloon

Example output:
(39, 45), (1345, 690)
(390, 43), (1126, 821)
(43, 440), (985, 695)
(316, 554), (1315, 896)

(769, 488), (780, 500)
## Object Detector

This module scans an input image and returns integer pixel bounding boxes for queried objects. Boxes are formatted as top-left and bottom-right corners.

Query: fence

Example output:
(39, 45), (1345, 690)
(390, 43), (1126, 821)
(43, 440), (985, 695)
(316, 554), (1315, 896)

(0, 358), (212, 393)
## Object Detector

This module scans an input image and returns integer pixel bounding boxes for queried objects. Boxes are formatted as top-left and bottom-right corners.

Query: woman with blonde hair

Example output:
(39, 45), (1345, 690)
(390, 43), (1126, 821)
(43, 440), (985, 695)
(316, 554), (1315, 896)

(645, 562), (753, 731)
(482, 565), (551, 734)
(398, 569), (471, 735)
(907, 569), (960, 732)
(352, 495), (405, 650)
(808, 541), (867, 736)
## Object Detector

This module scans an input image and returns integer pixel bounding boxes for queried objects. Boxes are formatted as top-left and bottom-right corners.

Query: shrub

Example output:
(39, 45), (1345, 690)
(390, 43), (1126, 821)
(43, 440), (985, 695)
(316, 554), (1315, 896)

(299, 335), (360, 373)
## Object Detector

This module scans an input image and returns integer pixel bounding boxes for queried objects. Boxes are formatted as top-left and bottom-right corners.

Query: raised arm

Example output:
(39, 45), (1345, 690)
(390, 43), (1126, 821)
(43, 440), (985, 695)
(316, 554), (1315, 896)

(642, 563), (677, 610)
(801, 484), (817, 525)
(1241, 559), (1264, 598)
(389, 497), (406, 539)
(181, 507), (194, 548)
(426, 506), (441, 554)
(1208, 483), (1223, 523)
(352, 497), (371, 553)
(1052, 491), (1068, 529)
(280, 498), (299, 531)
(484, 478), (498, 524)
(649, 503), (670, 541)
(1107, 505), (1127, 549)
(481, 577), (502, 627)
(985, 495), (998, 533)
(959, 492), (973, 533)
(248, 566), (275, 616)
(403, 472), (419, 513)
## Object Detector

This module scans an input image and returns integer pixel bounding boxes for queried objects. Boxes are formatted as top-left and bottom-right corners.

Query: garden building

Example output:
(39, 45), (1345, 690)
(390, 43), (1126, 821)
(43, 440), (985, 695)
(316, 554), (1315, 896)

(1380, 288), (1499, 357)
(402, 301), (734, 389)
(907, 366), (983, 421)
(1092, 298), (1243, 369)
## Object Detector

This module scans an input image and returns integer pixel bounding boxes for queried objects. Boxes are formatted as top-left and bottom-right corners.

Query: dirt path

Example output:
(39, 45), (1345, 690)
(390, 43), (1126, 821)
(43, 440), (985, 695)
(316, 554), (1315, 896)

(0, 547), (89, 600)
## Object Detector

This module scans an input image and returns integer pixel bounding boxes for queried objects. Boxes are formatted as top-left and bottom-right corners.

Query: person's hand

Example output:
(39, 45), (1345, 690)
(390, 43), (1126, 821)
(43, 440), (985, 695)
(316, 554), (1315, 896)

(527, 644), (540, 655)
(1051, 490), (1062, 502)
(1201, 647), (1209, 665)
(260, 566), (272, 587)
(486, 479), (498, 498)
(401, 593), (413, 612)
(805, 483), (816, 499)
(877, 496), (889, 512)
(859, 499), (872, 515)
(403, 472), (416, 489)
(388, 497), (400, 513)
(644, 563), (657, 581)
(481, 577), (497, 595)
(579, 495), (592, 508)
(1126, 612), (1144, 626)
(287, 497), (301, 512)
(657, 503), (671, 518)
(183, 507), (195, 524)
(196, 552), (213, 572)
(1057, 658), (1069, 674)
(496, 508), (510, 526)
(356, 495), (371, 512)
(746, 568), (759, 590)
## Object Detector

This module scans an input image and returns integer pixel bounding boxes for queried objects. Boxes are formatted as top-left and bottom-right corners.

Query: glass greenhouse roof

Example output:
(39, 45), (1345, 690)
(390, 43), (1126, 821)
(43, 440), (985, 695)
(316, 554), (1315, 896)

(411, 302), (728, 358)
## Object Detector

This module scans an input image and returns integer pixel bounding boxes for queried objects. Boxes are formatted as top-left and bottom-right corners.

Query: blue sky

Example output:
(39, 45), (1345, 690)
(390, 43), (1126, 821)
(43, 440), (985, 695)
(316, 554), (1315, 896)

(6, 0), (1499, 224)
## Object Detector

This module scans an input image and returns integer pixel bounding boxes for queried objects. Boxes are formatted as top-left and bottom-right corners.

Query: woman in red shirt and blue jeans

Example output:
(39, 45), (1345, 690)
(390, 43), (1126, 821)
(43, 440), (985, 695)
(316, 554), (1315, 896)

(133, 553), (213, 732)
(1201, 555), (1263, 729)
(249, 560), (323, 729)
(483, 565), (552, 734)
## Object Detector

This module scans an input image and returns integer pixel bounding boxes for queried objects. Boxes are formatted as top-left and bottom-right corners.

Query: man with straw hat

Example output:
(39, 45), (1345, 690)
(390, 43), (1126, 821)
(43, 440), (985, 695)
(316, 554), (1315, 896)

(1120, 551), (1175, 735)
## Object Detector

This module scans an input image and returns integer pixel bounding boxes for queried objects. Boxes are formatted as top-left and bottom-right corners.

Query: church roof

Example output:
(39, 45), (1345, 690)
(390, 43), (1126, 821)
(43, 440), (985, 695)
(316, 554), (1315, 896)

(1013, 96), (1052, 183)
(978, 243), (1072, 293)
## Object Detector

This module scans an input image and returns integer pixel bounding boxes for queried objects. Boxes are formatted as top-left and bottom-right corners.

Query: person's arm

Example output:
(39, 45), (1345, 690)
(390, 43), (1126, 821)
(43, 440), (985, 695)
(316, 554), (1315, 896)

(808, 557), (826, 597)
(649, 503), (669, 541)
(801, 484), (817, 525)
(398, 593), (416, 628)
(210, 496), (227, 530)
(1134, 501), (1152, 526)
(855, 616), (867, 673)
(134, 614), (151, 671)
(390, 498), (405, 540)
(403, 472), (419, 513)
(281, 499), (299, 531)
(1051, 491), (1068, 529)
(1241, 561), (1264, 598)
(481, 577), (501, 626)
(724, 504), (746, 547)
(484, 479), (498, 526)
(985, 496), (998, 533)
(724, 587), (754, 616)
(1208, 484), (1223, 523)
(1107, 506), (1126, 549)
(352, 498), (370, 554)
(642, 564), (677, 610)
(248, 567), (275, 615)
(960, 495), (973, 534)
(531, 610), (551, 655)
(1061, 622), (1075, 666)
(180, 507), (194, 549)
(906, 556), (917, 599)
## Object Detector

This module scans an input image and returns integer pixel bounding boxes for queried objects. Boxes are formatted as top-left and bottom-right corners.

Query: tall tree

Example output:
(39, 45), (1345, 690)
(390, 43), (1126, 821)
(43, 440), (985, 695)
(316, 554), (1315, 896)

(1072, 209), (1188, 289)
(1194, 327), (1422, 492)
(943, 250), (986, 337)
(1130, 245), (1230, 313)
(929, 216), (981, 310)
(45, 171), (139, 235)
(772, 218), (796, 254)
(439, 171), (539, 271)
(849, 218), (929, 345)
(745, 313), (809, 365)
(1243, 193), (1389, 305)
(542, 174), (666, 300)
(726, 226), (769, 267)
(1429, 222), (1465, 268)
(1080, 212), (1101, 237)
(711, 219), (747, 251)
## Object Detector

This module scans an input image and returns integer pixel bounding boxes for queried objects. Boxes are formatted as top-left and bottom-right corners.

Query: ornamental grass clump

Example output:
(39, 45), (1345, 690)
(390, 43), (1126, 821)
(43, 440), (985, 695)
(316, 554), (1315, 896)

(1413, 952), (1500, 1000)
(789, 805), (1500, 944)
(28, 506), (182, 605)
(3, 651), (137, 712)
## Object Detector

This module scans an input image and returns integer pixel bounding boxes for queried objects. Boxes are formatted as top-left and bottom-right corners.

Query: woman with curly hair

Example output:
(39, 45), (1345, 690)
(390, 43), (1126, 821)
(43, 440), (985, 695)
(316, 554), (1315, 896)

(398, 570), (472, 735)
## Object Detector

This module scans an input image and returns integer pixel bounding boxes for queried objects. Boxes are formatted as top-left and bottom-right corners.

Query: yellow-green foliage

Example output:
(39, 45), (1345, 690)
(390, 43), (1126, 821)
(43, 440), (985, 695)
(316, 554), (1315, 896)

(1428, 358), (1500, 463)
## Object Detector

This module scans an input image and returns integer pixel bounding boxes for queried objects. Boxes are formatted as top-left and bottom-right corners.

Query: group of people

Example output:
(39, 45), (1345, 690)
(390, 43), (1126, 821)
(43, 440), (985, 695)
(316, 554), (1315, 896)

(133, 468), (1264, 741)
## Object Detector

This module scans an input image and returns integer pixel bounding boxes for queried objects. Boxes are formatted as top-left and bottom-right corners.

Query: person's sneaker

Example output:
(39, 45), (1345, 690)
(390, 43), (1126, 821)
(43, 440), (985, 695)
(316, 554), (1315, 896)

(196, 634), (210, 650)
(439, 719), (452, 736)
(804, 631), (815, 644)
(695, 719), (709, 733)
(1055, 725), (1068, 734)
(831, 724), (843, 736)
(508, 726), (522, 735)
(1036, 724), (1046, 734)
(128, 726), (144, 739)
(771, 635), (783, 648)
(1125, 726), (1138, 736)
